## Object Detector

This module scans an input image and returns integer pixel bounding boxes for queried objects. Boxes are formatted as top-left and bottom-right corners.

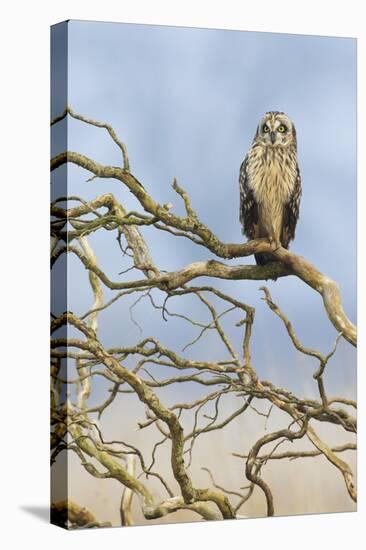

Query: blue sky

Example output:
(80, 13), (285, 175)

(52, 20), (357, 400)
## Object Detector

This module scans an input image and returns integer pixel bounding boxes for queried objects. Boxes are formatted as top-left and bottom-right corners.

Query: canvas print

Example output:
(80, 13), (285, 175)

(50, 20), (357, 529)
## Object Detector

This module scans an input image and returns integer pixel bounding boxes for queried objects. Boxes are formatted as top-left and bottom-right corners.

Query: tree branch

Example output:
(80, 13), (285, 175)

(50, 109), (357, 524)
(51, 150), (356, 346)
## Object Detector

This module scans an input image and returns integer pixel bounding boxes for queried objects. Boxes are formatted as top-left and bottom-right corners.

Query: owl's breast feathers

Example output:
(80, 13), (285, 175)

(247, 144), (298, 206)
(239, 143), (301, 251)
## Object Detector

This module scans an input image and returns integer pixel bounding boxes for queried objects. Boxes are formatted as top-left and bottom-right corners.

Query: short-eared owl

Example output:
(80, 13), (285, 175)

(239, 111), (302, 265)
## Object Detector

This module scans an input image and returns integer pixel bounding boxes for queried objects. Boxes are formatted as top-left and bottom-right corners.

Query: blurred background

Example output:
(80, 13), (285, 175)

(51, 20), (357, 526)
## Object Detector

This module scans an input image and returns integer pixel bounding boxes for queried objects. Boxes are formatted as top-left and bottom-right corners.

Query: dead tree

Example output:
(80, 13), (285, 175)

(50, 108), (356, 528)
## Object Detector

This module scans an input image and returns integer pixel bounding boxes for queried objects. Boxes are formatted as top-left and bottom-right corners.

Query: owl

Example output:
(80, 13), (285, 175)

(239, 111), (302, 265)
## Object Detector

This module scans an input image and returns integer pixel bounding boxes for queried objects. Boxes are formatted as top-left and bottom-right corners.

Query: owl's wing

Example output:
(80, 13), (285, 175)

(282, 164), (302, 248)
(239, 155), (258, 239)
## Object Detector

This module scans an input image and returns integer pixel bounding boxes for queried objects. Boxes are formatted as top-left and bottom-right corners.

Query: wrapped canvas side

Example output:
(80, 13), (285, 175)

(50, 21), (69, 529)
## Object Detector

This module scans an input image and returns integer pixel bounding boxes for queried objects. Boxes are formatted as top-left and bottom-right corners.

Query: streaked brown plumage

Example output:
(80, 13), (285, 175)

(239, 111), (302, 265)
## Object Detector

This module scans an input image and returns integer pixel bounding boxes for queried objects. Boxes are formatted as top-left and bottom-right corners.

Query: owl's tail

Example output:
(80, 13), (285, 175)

(254, 252), (275, 266)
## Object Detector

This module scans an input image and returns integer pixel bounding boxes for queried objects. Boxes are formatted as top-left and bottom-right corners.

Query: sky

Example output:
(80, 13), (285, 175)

(51, 20), (357, 522)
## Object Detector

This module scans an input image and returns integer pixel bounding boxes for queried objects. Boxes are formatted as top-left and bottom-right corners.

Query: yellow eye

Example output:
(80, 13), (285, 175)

(278, 125), (286, 133)
(263, 125), (270, 133)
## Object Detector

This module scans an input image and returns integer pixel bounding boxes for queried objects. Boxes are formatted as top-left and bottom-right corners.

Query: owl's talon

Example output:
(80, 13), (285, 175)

(268, 237), (278, 250)
(270, 240), (281, 252)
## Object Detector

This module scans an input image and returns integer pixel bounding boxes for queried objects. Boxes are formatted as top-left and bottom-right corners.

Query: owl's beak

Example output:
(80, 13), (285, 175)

(270, 131), (276, 144)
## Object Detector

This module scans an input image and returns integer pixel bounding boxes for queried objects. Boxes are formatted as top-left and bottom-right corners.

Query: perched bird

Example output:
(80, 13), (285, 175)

(239, 111), (302, 265)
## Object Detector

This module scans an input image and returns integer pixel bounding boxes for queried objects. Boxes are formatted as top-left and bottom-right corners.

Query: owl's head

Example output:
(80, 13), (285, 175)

(255, 111), (297, 148)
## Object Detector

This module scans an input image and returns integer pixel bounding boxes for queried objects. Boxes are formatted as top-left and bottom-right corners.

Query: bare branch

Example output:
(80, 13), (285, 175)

(51, 146), (356, 345)
(120, 456), (136, 526)
(51, 109), (356, 526)
(51, 500), (112, 529)
(51, 106), (130, 170)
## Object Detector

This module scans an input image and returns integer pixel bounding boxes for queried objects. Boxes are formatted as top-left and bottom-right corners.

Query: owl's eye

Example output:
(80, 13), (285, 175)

(278, 125), (286, 133)
(263, 125), (270, 133)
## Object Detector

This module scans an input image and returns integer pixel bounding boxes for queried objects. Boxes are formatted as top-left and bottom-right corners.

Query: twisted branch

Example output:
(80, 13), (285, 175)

(50, 108), (357, 526)
(51, 148), (356, 346)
